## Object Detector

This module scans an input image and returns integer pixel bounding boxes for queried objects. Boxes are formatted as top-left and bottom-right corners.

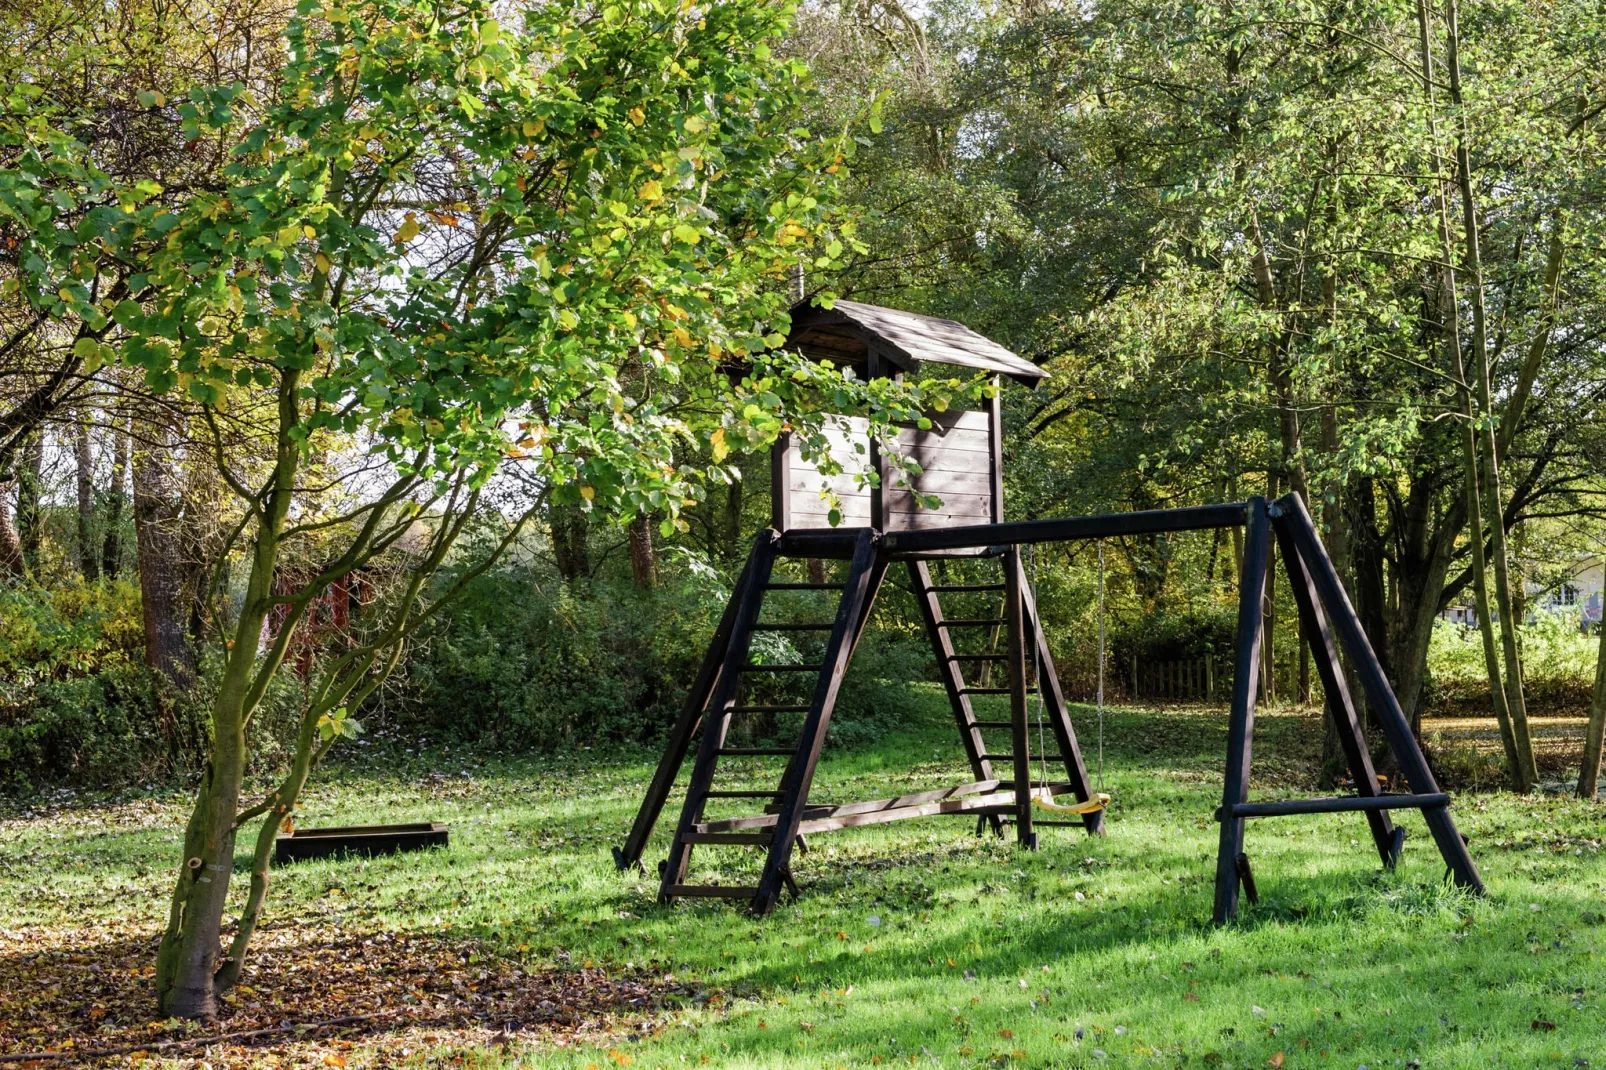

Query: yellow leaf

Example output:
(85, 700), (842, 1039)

(395, 217), (421, 243)
(281, 816), (295, 834)
(710, 427), (727, 462)
(637, 179), (663, 201)
(673, 326), (692, 347)
(314, 253), (332, 274)
(683, 114), (705, 134)
(579, 485), (595, 501)
(628, 106), (645, 126)
(324, 1056), (347, 1068)
(522, 119), (543, 137)
(622, 310), (637, 328)
(302, 224), (317, 239)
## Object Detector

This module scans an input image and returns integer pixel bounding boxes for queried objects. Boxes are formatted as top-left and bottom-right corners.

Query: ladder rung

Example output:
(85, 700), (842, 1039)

(969, 720), (1016, 728)
(664, 884), (760, 899)
(765, 582), (840, 590)
(740, 663), (824, 673)
(717, 747), (796, 756)
(728, 704), (811, 714)
(682, 832), (773, 845)
(1032, 820), (1091, 827)
(950, 653), (1006, 662)
(980, 754), (1069, 763)
(960, 687), (1036, 695)
(932, 583), (1005, 592)
(942, 618), (1007, 627)
(752, 623), (835, 631)
(704, 790), (784, 798)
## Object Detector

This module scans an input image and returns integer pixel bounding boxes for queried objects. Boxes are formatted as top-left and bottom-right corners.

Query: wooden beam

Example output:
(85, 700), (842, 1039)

(1222, 794), (1449, 820)
(881, 503), (1250, 555)
(1004, 548), (1036, 848)
(1272, 513), (1398, 867)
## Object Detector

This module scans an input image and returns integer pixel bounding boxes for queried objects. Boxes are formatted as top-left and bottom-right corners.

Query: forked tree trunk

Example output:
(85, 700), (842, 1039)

(156, 374), (302, 1020)
(550, 502), (589, 582)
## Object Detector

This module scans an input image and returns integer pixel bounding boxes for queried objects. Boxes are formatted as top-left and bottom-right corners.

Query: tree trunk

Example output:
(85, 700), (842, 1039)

(16, 431), (42, 569)
(75, 411), (99, 581)
(628, 515), (656, 590)
(157, 372), (303, 1019)
(0, 481), (22, 578)
(102, 413), (129, 578)
(550, 502), (589, 582)
(134, 412), (196, 692)
(1443, 0), (1538, 789)
(1578, 618), (1606, 799)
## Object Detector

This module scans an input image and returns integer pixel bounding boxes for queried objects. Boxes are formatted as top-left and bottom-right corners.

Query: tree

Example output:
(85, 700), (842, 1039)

(4, 0), (969, 1018)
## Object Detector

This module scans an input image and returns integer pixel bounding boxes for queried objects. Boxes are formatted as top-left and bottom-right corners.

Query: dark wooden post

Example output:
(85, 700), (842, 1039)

(1272, 514), (1399, 868)
(1214, 497), (1270, 924)
(1004, 547), (1037, 848)
(770, 432), (792, 533)
(1273, 493), (1483, 894)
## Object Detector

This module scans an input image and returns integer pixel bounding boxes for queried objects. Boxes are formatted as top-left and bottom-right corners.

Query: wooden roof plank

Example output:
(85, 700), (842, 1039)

(787, 299), (1049, 385)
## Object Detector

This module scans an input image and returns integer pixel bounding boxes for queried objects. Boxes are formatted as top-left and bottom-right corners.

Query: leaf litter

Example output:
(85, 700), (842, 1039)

(0, 920), (682, 1067)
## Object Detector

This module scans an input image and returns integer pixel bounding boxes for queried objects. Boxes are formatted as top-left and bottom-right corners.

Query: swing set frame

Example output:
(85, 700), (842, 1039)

(615, 300), (1483, 921)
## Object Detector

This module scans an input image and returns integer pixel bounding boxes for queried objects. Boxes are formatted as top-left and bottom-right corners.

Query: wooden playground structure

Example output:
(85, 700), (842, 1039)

(616, 299), (1483, 922)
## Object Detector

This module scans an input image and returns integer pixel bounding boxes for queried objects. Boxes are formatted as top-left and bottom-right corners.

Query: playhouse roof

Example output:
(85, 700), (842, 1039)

(785, 299), (1049, 386)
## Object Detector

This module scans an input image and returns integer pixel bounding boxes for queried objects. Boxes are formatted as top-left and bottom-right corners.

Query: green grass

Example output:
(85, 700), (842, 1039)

(4, 690), (1606, 1068)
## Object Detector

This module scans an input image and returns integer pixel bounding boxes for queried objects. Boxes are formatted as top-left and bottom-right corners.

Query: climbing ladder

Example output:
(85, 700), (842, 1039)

(615, 528), (1105, 915)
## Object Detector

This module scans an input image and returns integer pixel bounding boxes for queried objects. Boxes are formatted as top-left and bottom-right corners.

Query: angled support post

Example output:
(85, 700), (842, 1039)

(616, 545), (759, 871)
(1273, 493), (1483, 894)
(1271, 511), (1399, 868)
(1214, 496), (1270, 924)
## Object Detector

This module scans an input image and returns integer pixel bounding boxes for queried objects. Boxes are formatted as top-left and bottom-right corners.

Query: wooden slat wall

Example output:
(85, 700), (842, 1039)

(781, 410), (998, 531)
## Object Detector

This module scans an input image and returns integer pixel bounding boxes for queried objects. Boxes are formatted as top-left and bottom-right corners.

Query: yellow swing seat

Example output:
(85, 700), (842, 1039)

(1033, 791), (1111, 815)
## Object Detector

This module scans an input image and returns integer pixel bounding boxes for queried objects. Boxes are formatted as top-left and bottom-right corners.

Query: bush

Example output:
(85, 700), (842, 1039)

(394, 553), (936, 752)
(0, 580), (167, 792)
(1425, 614), (1598, 713)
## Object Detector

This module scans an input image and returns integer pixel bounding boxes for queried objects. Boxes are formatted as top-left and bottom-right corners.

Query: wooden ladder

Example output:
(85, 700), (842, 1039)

(656, 528), (883, 915)
(907, 552), (1105, 845)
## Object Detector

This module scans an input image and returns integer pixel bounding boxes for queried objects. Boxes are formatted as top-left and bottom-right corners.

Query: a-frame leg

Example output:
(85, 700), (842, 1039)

(1004, 547), (1037, 848)
(659, 534), (778, 899)
(908, 560), (1000, 808)
(1018, 579), (1105, 836)
(1272, 515), (1400, 868)
(1274, 494), (1483, 893)
(753, 530), (881, 914)
(1214, 497), (1270, 924)
(616, 547), (759, 872)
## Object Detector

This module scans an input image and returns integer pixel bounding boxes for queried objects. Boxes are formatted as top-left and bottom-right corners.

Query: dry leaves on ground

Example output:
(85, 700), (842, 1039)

(0, 920), (682, 1067)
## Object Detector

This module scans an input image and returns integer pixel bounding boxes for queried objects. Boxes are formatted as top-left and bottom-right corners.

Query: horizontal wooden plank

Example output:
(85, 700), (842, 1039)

(663, 884), (759, 899)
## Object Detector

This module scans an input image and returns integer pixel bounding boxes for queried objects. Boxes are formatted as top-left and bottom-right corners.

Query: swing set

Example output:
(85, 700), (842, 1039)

(615, 299), (1483, 923)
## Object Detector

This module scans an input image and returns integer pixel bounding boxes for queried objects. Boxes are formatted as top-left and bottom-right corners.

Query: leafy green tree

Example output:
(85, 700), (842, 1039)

(1, 0), (974, 1017)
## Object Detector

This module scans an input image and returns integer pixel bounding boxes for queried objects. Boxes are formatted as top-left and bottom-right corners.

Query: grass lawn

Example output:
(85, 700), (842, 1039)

(3, 691), (1605, 1068)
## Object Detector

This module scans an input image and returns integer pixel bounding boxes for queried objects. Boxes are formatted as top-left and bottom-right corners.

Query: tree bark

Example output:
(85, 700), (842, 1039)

(0, 481), (22, 578)
(75, 410), (99, 581)
(1443, 0), (1538, 788)
(102, 412), (129, 579)
(1579, 617), (1606, 799)
(134, 411), (196, 692)
(550, 502), (589, 582)
(16, 431), (43, 569)
(628, 515), (656, 590)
